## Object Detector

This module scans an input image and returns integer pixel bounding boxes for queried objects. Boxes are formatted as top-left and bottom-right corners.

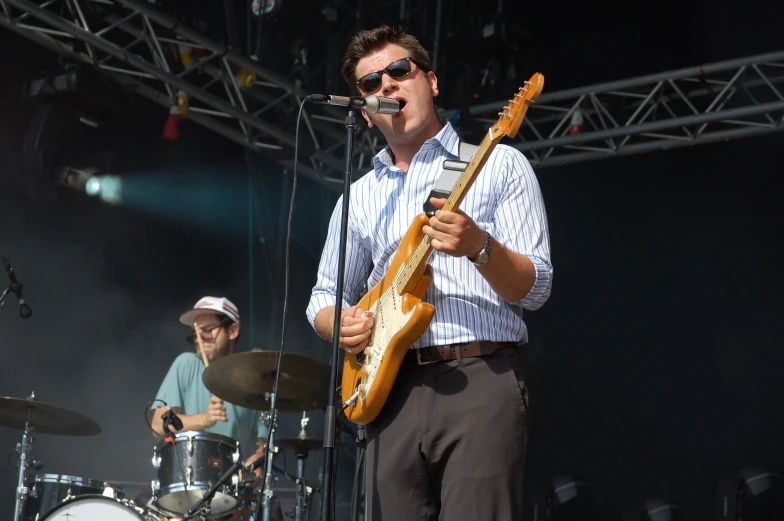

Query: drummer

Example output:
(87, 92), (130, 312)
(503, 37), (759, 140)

(151, 296), (267, 471)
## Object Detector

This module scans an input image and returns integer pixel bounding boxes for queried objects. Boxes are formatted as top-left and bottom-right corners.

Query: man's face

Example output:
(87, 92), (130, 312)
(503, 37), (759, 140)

(355, 43), (441, 147)
(193, 313), (238, 363)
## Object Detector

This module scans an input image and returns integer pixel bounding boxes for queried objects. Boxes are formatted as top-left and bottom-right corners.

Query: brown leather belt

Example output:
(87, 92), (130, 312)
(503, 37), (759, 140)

(409, 341), (517, 365)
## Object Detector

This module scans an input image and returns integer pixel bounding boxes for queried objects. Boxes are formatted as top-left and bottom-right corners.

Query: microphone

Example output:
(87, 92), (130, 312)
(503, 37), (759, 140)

(161, 407), (183, 433)
(305, 94), (401, 114)
(1, 256), (32, 319)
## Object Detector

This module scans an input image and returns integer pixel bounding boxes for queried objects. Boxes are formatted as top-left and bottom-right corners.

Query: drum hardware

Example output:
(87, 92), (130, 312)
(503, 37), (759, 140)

(258, 392), (281, 521)
(182, 458), (247, 521)
(275, 412), (322, 521)
(1, 393), (101, 521)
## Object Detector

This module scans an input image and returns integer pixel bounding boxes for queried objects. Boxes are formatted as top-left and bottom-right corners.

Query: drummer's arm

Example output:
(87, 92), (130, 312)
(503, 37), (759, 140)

(151, 406), (207, 436)
(244, 438), (267, 479)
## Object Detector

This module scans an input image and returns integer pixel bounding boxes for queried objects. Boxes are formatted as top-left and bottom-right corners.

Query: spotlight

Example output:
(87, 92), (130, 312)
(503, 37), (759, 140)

(642, 498), (687, 521)
(59, 166), (100, 193)
(546, 474), (593, 521)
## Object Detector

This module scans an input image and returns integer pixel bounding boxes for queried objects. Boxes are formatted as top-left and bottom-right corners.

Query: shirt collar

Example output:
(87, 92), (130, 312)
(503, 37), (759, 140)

(371, 122), (461, 179)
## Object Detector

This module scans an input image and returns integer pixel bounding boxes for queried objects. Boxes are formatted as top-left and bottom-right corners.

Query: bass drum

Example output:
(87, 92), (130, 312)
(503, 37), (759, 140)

(39, 494), (146, 521)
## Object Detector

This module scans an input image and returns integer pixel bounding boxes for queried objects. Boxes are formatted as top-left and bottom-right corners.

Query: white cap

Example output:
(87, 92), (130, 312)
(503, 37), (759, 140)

(178, 296), (240, 326)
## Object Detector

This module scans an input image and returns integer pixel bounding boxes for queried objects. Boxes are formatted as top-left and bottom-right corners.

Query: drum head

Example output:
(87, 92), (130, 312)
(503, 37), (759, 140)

(40, 494), (144, 520)
(157, 488), (238, 518)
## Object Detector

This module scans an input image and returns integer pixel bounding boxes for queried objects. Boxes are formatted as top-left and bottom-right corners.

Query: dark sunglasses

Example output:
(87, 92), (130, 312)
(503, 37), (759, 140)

(356, 57), (416, 94)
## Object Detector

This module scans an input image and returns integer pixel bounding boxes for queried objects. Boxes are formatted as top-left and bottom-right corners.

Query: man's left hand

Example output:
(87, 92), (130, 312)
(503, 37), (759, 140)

(422, 197), (486, 259)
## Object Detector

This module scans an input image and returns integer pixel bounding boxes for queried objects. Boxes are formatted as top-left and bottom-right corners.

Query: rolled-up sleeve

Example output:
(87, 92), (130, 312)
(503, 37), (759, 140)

(306, 195), (373, 329)
(493, 148), (553, 310)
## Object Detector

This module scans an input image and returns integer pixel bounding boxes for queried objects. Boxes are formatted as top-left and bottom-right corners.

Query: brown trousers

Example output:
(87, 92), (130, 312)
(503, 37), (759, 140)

(365, 344), (529, 521)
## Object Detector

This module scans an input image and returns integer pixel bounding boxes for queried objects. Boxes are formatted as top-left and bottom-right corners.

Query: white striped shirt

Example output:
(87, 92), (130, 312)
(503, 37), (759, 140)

(306, 123), (552, 346)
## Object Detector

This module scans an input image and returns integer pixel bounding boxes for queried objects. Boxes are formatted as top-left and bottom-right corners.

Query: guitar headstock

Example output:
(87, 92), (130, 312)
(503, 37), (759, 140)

(489, 72), (544, 140)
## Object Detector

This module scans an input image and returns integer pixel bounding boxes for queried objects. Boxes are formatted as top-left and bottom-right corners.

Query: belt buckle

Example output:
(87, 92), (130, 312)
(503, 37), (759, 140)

(415, 348), (439, 366)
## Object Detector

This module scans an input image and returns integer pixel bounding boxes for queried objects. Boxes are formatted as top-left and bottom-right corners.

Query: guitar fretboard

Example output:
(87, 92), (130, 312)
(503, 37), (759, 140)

(392, 130), (501, 295)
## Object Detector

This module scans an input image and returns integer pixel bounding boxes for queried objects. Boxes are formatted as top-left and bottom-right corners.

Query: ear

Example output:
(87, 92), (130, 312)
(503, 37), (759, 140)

(228, 323), (239, 341)
(427, 70), (439, 98)
(361, 108), (374, 128)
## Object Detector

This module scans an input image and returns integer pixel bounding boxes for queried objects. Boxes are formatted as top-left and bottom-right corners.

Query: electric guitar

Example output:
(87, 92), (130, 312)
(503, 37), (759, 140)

(341, 73), (545, 425)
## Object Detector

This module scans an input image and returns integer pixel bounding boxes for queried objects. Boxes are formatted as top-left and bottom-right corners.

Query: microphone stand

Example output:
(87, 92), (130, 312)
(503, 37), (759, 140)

(0, 285), (10, 309)
(320, 108), (359, 521)
(182, 459), (244, 520)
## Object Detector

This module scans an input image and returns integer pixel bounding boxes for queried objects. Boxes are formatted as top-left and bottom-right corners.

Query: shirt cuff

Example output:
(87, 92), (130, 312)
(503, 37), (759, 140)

(516, 256), (553, 310)
(306, 292), (353, 328)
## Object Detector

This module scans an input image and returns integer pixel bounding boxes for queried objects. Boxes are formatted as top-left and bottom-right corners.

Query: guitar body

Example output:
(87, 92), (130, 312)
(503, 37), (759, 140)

(339, 74), (544, 425)
(341, 213), (435, 424)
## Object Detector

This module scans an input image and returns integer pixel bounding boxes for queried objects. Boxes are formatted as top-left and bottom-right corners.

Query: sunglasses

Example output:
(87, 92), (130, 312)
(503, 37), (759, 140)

(184, 319), (232, 345)
(356, 57), (416, 94)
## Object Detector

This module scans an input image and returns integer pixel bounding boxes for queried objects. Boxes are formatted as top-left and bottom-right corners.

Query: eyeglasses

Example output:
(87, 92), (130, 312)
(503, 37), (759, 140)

(356, 57), (416, 94)
(185, 321), (229, 345)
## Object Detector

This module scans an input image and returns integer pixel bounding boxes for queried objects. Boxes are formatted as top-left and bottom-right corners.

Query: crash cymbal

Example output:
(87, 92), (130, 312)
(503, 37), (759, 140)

(203, 351), (330, 412)
(0, 396), (101, 436)
(276, 437), (324, 453)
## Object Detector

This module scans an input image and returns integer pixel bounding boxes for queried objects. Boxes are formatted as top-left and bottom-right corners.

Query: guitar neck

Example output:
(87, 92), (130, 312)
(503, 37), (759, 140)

(392, 130), (504, 295)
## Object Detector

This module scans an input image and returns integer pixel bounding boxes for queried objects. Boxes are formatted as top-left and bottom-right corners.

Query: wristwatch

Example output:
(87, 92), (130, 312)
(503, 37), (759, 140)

(470, 232), (492, 267)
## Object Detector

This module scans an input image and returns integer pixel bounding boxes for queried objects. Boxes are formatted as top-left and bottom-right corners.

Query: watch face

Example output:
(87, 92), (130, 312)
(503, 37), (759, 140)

(474, 251), (489, 266)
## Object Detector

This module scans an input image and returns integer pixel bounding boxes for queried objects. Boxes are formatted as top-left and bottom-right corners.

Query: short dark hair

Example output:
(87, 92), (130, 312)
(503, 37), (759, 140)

(341, 25), (432, 95)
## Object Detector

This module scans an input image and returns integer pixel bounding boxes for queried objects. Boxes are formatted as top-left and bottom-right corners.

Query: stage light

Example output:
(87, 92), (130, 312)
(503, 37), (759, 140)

(59, 166), (100, 193)
(163, 104), (182, 141)
(235, 67), (257, 88)
(24, 68), (80, 98)
(739, 466), (784, 520)
(569, 109), (584, 135)
(642, 498), (687, 521)
(546, 474), (593, 521)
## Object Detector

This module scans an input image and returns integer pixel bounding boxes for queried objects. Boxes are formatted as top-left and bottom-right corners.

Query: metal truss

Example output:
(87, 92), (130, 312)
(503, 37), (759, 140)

(0, 0), (384, 191)
(441, 50), (784, 168)
(3, 0), (784, 186)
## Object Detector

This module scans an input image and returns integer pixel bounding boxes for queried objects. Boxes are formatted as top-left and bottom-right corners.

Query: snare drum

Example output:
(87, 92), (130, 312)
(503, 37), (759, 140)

(39, 494), (146, 520)
(152, 431), (242, 518)
(23, 474), (121, 521)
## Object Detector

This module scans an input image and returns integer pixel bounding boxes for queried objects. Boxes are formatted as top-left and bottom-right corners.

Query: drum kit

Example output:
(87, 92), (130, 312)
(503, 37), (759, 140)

(2, 350), (337, 521)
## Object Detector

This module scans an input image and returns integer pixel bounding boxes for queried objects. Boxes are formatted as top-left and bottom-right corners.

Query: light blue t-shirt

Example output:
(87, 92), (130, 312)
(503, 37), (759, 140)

(153, 352), (269, 458)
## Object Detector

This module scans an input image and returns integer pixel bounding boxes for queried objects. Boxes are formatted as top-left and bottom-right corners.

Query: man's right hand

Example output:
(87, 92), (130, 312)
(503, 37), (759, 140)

(336, 305), (374, 354)
(204, 395), (228, 428)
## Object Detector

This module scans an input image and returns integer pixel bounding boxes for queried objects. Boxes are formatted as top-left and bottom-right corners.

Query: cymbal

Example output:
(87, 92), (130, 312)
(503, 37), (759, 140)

(276, 437), (324, 453)
(203, 351), (330, 412)
(0, 396), (101, 436)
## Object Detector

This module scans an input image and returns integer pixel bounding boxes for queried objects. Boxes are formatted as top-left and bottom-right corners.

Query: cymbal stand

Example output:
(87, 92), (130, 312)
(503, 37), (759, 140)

(256, 406), (280, 521)
(12, 393), (37, 521)
(294, 411), (311, 521)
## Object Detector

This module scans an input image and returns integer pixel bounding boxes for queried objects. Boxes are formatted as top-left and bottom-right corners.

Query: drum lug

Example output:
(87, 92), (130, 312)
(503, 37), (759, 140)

(187, 437), (194, 456)
(151, 453), (161, 469)
(151, 479), (160, 495)
(186, 466), (193, 487)
(102, 485), (116, 498)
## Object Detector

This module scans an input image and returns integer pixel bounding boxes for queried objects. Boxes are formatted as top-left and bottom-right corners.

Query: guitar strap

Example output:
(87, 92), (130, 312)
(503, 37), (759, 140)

(422, 140), (479, 217)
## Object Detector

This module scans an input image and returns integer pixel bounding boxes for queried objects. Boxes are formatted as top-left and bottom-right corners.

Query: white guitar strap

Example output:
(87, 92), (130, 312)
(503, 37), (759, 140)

(423, 140), (480, 217)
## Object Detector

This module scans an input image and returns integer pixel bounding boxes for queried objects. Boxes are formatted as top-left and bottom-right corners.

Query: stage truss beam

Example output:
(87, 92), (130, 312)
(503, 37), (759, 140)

(440, 51), (784, 168)
(0, 0), (383, 190)
(2, 0), (784, 185)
